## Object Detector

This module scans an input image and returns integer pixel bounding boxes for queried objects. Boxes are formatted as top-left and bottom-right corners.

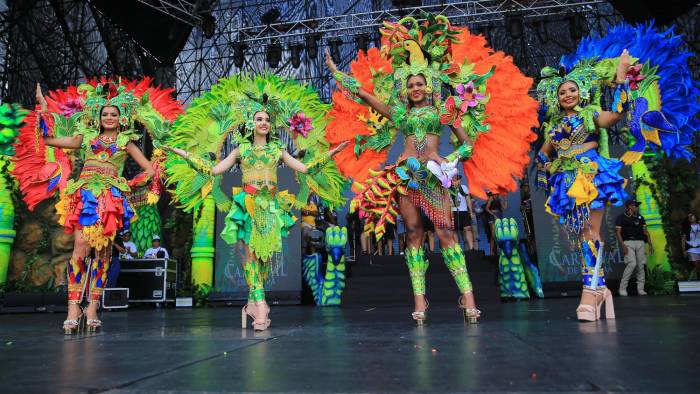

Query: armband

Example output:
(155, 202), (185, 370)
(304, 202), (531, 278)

(611, 81), (630, 114)
(186, 155), (213, 176)
(536, 151), (550, 166)
(445, 142), (473, 162)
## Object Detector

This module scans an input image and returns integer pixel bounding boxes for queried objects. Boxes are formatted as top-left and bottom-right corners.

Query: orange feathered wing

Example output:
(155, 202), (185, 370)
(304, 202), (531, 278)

(451, 28), (538, 199)
(12, 77), (183, 210)
(325, 48), (394, 188)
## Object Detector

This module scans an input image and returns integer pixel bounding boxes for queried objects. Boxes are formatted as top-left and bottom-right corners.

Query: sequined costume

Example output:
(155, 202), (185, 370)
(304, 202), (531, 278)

(537, 22), (700, 292)
(221, 141), (297, 264)
(329, 15), (538, 304)
(164, 74), (346, 304)
(13, 78), (182, 303)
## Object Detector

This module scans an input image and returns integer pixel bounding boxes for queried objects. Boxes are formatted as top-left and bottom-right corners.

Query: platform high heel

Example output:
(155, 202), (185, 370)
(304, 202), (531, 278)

(411, 297), (429, 325)
(63, 305), (85, 335)
(252, 301), (271, 331)
(458, 294), (480, 324)
(577, 288), (615, 321)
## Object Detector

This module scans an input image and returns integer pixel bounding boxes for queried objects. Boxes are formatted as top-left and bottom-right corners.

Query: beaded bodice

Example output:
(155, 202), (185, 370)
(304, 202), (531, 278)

(239, 141), (282, 190)
(548, 113), (598, 158)
(81, 137), (128, 177)
(394, 105), (442, 142)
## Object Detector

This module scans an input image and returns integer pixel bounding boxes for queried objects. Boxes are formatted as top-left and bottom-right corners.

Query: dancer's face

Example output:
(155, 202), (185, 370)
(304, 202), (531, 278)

(557, 81), (580, 111)
(253, 111), (271, 136)
(101, 106), (120, 131)
(407, 75), (427, 104)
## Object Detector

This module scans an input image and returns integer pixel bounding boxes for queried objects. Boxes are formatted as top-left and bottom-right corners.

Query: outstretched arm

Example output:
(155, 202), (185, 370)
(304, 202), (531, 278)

(325, 49), (392, 119)
(162, 145), (239, 176)
(281, 141), (350, 174)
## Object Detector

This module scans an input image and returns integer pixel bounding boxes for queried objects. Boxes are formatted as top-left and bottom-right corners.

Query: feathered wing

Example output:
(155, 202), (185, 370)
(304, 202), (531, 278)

(165, 73), (347, 213)
(450, 28), (539, 199)
(325, 48), (396, 187)
(12, 78), (183, 211)
(561, 22), (700, 162)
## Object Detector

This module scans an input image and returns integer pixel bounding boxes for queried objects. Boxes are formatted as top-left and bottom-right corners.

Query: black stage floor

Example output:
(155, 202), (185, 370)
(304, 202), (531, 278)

(2, 255), (700, 393)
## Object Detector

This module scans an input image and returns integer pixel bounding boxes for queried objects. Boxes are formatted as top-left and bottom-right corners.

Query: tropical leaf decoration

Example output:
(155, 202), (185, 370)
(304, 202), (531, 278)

(12, 77), (182, 211)
(549, 22), (700, 163)
(326, 13), (538, 200)
(164, 73), (347, 214)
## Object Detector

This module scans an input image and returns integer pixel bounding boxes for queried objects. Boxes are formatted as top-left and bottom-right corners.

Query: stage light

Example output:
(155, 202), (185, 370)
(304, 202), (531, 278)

(356, 34), (369, 53)
(568, 14), (588, 42)
(267, 42), (282, 68)
(329, 38), (342, 64)
(232, 42), (247, 68)
(506, 15), (523, 39)
(290, 44), (303, 68)
(306, 33), (319, 59)
(261, 8), (281, 25)
(201, 13), (216, 39)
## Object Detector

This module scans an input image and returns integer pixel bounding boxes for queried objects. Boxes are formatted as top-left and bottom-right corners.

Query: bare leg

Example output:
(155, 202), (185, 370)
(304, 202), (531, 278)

(465, 227), (475, 250)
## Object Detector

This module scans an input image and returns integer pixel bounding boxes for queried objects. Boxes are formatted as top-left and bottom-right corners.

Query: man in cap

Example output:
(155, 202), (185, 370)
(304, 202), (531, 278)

(144, 235), (169, 259)
(615, 200), (654, 296)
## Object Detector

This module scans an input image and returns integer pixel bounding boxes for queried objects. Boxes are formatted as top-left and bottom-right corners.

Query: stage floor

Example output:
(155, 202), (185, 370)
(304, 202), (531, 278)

(1, 294), (699, 393)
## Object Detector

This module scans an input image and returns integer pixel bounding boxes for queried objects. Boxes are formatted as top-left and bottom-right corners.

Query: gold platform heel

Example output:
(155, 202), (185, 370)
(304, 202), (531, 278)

(458, 295), (480, 324)
(62, 304), (85, 335)
(411, 297), (429, 326)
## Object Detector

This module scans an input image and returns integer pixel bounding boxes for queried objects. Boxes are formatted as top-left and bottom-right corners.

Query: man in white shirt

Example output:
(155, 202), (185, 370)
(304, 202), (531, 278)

(452, 175), (476, 250)
(117, 230), (138, 260)
(144, 235), (169, 259)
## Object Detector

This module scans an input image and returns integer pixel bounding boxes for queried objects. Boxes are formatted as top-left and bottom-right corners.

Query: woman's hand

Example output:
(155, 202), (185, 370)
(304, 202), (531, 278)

(329, 141), (350, 157)
(35, 83), (48, 112)
(325, 49), (338, 74)
(162, 144), (189, 159)
(616, 49), (632, 83)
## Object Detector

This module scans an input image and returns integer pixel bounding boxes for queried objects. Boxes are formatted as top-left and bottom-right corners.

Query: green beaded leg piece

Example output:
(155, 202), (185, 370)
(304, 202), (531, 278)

(441, 244), (473, 294)
(495, 218), (530, 299)
(405, 246), (429, 296)
(243, 260), (266, 303)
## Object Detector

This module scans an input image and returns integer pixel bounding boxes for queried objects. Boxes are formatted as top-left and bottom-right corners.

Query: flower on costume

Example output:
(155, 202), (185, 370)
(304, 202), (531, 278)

(456, 81), (486, 108)
(440, 96), (466, 128)
(395, 157), (428, 189)
(288, 111), (313, 138)
(625, 64), (645, 90)
(59, 98), (84, 117)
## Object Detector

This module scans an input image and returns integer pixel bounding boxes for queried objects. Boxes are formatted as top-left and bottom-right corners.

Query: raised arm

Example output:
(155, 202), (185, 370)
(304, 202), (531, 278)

(35, 82), (84, 149)
(126, 142), (155, 177)
(594, 49), (633, 129)
(325, 49), (392, 119)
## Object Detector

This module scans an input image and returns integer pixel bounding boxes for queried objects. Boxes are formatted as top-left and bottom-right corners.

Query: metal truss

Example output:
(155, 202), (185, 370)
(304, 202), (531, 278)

(134, 0), (203, 26)
(174, 0), (609, 103)
(230, 0), (605, 43)
(0, 0), (160, 105)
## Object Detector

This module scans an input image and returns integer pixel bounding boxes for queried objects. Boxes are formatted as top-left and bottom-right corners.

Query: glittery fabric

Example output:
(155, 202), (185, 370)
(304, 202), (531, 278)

(441, 244), (473, 294)
(405, 184), (454, 229)
(405, 246), (429, 296)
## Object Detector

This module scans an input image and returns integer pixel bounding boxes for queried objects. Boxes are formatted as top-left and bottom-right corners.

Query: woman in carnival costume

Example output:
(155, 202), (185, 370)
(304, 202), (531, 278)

(536, 22), (700, 321)
(14, 79), (182, 334)
(163, 74), (347, 332)
(325, 14), (538, 324)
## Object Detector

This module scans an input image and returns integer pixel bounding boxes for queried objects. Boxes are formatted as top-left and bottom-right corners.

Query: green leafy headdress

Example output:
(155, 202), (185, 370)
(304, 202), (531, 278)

(78, 80), (139, 129)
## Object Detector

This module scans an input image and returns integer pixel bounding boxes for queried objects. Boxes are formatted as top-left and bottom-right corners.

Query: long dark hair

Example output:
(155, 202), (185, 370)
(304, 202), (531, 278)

(682, 212), (697, 240)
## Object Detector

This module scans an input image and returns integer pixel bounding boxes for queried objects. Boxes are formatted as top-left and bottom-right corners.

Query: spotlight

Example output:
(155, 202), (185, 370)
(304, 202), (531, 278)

(261, 8), (281, 25)
(290, 44), (303, 68)
(505, 15), (524, 39)
(201, 13), (216, 39)
(306, 33), (319, 59)
(232, 42), (247, 68)
(568, 14), (588, 42)
(267, 42), (282, 68)
(329, 38), (342, 64)
(356, 34), (369, 53)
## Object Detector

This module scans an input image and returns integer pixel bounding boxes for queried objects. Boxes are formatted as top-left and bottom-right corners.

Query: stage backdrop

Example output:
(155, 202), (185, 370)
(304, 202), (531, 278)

(213, 167), (302, 304)
(530, 146), (632, 292)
